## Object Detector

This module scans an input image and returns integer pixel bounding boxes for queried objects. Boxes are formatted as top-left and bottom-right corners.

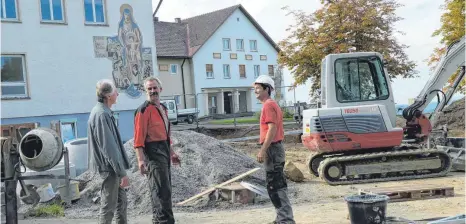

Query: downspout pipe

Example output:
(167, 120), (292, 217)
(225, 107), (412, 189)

(181, 58), (187, 109)
(153, 0), (163, 17)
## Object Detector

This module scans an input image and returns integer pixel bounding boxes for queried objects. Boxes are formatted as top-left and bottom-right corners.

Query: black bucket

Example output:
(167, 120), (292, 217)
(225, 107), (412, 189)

(344, 194), (390, 224)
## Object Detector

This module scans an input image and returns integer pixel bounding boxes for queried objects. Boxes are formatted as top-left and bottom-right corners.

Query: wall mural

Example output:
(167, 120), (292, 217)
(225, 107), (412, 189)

(93, 4), (153, 98)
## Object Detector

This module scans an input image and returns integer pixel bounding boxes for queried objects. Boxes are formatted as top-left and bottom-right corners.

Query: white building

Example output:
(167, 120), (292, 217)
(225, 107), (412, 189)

(154, 5), (284, 117)
(1, 0), (158, 142)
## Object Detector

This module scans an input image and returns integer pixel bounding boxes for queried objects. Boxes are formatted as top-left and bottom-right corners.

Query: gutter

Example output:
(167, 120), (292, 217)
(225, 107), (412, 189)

(181, 58), (187, 109)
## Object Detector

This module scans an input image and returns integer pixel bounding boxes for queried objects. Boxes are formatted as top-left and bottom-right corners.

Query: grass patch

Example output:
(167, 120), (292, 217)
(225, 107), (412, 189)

(30, 203), (64, 217)
(210, 117), (294, 125)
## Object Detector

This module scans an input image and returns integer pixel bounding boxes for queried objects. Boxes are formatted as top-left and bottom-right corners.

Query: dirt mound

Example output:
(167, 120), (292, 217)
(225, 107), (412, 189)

(433, 98), (465, 136)
(63, 130), (266, 218)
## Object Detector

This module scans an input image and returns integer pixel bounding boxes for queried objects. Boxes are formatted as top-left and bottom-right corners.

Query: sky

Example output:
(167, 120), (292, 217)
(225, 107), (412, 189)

(152, 0), (460, 105)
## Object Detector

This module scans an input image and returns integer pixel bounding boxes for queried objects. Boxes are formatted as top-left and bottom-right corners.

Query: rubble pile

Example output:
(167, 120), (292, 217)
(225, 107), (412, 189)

(433, 97), (465, 135)
(65, 130), (266, 218)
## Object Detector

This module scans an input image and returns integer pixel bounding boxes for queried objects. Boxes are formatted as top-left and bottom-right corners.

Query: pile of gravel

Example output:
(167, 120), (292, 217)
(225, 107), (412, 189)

(64, 130), (266, 218)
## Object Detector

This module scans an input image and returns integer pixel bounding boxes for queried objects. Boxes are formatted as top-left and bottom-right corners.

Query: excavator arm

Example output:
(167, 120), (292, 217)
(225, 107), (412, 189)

(403, 36), (465, 122)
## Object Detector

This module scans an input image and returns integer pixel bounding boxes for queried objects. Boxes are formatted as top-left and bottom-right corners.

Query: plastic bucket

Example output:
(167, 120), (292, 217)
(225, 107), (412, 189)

(36, 183), (56, 203)
(344, 194), (390, 224)
(57, 181), (81, 202)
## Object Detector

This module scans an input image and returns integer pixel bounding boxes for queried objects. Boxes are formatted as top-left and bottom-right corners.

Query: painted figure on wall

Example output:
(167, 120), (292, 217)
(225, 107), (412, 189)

(92, 4), (154, 98)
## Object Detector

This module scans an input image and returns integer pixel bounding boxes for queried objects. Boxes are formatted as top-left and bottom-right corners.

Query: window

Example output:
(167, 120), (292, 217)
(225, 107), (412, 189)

(174, 95), (181, 105)
(230, 53), (237, 59)
(260, 55), (267, 61)
(159, 64), (168, 71)
(254, 65), (260, 78)
(249, 40), (257, 51)
(236, 39), (244, 51)
(170, 64), (177, 75)
(223, 64), (230, 79)
(222, 38), (231, 51)
(206, 64), (213, 78)
(268, 65), (274, 77)
(334, 57), (389, 103)
(40, 0), (65, 22)
(1, 0), (18, 20)
(1, 55), (28, 99)
(60, 119), (77, 144)
(168, 101), (175, 110)
(84, 0), (106, 24)
(239, 65), (246, 78)
(245, 54), (252, 60)
(213, 53), (221, 59)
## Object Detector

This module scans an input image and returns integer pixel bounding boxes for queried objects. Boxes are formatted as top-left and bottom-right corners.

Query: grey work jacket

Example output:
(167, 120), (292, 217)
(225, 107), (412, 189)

(87, 102), (130, 177)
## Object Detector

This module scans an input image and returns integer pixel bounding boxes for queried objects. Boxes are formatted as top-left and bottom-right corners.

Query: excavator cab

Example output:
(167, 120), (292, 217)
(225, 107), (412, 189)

(302, 52), (403, 155)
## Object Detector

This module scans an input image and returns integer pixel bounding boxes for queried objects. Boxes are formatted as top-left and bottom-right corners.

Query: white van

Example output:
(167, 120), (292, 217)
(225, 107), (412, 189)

(161, 99), (199, 125)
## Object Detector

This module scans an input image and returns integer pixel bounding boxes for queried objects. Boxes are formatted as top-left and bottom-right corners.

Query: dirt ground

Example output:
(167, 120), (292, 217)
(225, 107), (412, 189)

(20, 142), (465, 224)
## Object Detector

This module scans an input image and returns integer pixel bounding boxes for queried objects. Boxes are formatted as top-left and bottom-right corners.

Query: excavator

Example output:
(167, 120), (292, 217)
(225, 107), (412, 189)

(301, 36), (465, 185)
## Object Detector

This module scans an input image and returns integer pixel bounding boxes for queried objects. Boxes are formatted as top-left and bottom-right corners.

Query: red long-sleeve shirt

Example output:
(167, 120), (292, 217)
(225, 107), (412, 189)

(133, 101), (172, 148)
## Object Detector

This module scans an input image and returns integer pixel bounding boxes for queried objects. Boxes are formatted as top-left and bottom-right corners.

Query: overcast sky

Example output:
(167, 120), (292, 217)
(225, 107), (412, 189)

(153, 0), (456, 105)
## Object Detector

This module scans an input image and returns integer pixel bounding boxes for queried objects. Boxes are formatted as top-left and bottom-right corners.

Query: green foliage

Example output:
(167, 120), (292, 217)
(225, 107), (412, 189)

(31, 204), (64, 217)
(283, 110), (294, 119)
(278, 0), (417, 96)
(427, 0), (465, 94)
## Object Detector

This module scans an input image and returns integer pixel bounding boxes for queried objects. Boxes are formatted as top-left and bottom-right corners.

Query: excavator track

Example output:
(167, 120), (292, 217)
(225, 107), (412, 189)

(317, 148), (452, 185)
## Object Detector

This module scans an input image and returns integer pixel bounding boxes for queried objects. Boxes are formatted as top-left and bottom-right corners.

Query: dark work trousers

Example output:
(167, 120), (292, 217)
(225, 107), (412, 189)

(99, 171), (127, 224)
(144, 141), (174, 224)
(264, 143), (296, 224)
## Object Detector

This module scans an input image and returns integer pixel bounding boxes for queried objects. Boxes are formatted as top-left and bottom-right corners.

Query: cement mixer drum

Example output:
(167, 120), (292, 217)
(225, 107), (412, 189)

(19, 127), (64, 172)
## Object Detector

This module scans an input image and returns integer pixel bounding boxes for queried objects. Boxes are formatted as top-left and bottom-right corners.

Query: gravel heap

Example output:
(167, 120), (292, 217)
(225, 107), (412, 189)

(63, 130), (266, 218)
(433, 97), (465, 133)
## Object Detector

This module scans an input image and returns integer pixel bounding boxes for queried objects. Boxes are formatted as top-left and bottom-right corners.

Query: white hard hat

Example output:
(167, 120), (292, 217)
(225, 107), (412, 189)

(253, 75), (274, 90)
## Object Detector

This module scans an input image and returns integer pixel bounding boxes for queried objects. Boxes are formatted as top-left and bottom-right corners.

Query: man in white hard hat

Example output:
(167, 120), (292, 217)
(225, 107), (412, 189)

(253, 75), (295, 224)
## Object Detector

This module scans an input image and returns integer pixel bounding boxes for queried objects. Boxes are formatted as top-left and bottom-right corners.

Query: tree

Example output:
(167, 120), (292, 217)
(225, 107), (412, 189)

(278, 0), (417, 97)
(427, 0), (465, 94)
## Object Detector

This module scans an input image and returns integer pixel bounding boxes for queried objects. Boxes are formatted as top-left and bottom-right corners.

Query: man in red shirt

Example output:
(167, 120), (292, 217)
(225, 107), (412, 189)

(133, 77), (180, 224)
(254, 75), (295, 224)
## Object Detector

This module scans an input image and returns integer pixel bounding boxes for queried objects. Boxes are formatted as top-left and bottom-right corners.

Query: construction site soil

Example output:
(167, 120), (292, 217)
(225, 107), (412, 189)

(18, 100), (465, 223)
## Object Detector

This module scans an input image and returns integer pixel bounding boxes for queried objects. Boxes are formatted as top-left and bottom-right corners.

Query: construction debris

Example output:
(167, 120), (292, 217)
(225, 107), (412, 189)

(59, 130), (266, 218)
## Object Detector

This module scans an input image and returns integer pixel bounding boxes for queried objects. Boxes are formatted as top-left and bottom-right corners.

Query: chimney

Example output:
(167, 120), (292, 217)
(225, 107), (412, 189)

(175, 18), (181, 23)
(153, 17), (159, 22)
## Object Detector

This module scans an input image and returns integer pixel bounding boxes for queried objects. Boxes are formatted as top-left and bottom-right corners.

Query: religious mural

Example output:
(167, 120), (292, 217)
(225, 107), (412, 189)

(93, 4), (154, 98)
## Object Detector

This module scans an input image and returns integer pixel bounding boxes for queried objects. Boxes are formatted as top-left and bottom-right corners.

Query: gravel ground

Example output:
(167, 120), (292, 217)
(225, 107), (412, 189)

(47, 130), (268, 218)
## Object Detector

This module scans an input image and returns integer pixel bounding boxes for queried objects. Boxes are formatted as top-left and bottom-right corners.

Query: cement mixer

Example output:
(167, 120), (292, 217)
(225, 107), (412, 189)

(1, 127), (72, 224)
(19, 128), (64, 172)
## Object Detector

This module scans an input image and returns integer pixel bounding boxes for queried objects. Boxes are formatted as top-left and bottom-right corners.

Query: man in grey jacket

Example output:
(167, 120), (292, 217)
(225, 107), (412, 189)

(88, 79), (131, 224)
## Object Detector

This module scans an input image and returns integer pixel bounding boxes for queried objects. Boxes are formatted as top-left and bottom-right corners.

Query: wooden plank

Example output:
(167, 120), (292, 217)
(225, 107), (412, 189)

(359, 185), (455, 202)
(360, 185), (453, 194)
(176, 168), (261, 206)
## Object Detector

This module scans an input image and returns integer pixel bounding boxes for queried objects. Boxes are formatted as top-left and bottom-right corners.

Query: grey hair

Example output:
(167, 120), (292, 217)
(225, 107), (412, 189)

(96, 79), (116, 102)
(143, 76), (162, 89)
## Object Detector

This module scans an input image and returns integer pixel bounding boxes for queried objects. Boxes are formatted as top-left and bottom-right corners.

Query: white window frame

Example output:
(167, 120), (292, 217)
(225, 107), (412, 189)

(223, 64), (230, 79)
(174, 95), (181, 105)
(170, 64), (177, 75)
(1, 54), (29, 99)
(206, 64), (214, 79)
(222, 38), (231, 51)
(254, 65), (260, 78)
(84, 0), (106, 25)
(1, 0), (19, 21)
(236, 39), (244, 51)
(250, 40), (258, 51)
(40, 0), (66, 23)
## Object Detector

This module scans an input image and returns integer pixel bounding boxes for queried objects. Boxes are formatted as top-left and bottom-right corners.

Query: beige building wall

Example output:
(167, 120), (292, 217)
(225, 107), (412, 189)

(157, 58), (195, 109)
